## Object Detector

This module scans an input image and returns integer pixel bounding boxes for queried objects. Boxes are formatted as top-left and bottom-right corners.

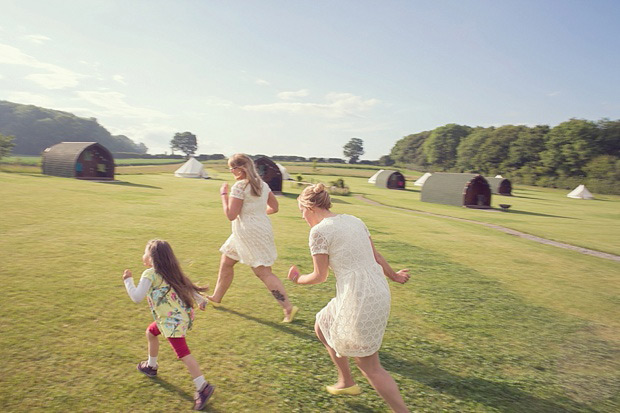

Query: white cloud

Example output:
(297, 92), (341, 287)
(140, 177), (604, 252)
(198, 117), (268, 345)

(0, 42), (85, 89)
(255, 78), (270, 86)
(24, 34), (51, 44)
(277, 89), (309, 100)
(113, 74), (126, 85)
(547, 91), (561, 97)
(243, 92), (379, 118)
(75, 90), (167, 119)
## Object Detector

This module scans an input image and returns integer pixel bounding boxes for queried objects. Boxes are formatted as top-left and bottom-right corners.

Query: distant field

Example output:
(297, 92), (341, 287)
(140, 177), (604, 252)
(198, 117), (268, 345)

(1, 170), (618, 412)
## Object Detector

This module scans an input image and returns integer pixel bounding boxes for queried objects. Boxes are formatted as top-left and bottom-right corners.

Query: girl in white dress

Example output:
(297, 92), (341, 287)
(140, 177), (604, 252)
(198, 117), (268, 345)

(207, 154), (298, 323)
(288, 183), (410, 413)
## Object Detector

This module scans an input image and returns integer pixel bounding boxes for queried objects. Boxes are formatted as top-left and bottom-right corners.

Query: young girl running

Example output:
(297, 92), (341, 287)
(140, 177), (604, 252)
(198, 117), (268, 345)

(123, 239), (215, 411)
(206, 153), (298, 323)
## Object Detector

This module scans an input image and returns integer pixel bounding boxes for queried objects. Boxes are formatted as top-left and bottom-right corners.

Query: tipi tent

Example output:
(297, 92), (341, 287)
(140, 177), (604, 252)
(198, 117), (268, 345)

(495, 174), (503, 178)
(567, 185), (593, 199)
(414, 172), (432, 187)
(174, 157), (209, 178)
(368, 169), (385, 184)
(276, 163), (292, 180)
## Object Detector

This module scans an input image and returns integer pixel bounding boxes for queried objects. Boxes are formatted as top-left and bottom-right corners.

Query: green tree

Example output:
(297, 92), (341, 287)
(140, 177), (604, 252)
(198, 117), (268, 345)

(0, 133), (15, 159)
(378, 155), (395, 166)
(504, 125), (549, 171)
(423, 124), (472, 170)
(390, 131), (431, 167)
(540, 119), (599, 176)
(171, 131), (198, 157)
(343, 137), (364, 163)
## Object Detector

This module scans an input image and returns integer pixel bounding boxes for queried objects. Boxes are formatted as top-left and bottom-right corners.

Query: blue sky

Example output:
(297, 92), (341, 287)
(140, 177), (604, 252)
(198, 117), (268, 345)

(1, 0), (619, 159)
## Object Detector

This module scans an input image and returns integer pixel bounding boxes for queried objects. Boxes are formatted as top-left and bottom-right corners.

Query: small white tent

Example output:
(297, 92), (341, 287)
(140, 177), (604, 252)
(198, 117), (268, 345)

(174, 157), (209, 178)
(567, 184), (593, 199)
(495, 174), (503, 178)
(276, 163), (291, 180)
(414, 172), (432, 187)
(368, 169), (384, 184)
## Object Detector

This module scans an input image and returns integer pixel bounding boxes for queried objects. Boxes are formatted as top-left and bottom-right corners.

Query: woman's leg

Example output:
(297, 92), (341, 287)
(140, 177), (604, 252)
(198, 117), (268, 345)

(207, 254), (237, 303)
(251, 265), (294, 316)
(315, 322), (356, 388)
(354, 352), (408, 413)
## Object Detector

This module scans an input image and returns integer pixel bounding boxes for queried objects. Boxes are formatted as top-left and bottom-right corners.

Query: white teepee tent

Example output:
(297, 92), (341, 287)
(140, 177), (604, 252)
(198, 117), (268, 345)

(368, 169), (384, 184)
(495, 174), (503, 178)
(414, 172), (432, 187)
(276, 163), (291, 180)
(174, 157), (209, 178)
(567, 184), (593, 199)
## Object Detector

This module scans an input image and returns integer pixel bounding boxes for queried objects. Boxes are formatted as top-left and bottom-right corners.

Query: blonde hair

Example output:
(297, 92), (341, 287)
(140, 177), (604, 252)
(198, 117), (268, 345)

(298, 183), (332, 210)
(229, 153), (262, 197)
(146, 239), (208, 308)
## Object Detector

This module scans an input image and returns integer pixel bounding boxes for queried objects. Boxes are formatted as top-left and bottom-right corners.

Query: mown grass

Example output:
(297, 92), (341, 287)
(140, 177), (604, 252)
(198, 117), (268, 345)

(1, 171), (618, 412)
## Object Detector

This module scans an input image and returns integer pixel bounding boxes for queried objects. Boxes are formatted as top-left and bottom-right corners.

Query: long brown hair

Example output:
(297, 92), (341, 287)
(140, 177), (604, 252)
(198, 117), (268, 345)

(146, 239), (208, 308)
(228, 153), (263, 197)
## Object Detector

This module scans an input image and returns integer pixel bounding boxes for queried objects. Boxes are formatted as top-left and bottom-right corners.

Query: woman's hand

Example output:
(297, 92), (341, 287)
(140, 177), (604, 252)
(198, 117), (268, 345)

(122, 269), (132, 280)
(392, 269), (410, 284)
(199, 298), (207, 311)
(287, 265), (300, 283)
(220, 182), (229, 196)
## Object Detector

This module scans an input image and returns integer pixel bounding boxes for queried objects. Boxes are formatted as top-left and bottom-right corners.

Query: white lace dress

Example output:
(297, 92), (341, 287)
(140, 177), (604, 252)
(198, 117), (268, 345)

(219, 180), (277, 267)
(311, 214), (391, 357)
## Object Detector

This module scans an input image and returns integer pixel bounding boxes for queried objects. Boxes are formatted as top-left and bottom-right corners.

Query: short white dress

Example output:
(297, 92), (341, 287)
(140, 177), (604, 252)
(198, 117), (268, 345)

(311, 214), (391, 357)
(220, 180), (277, 268)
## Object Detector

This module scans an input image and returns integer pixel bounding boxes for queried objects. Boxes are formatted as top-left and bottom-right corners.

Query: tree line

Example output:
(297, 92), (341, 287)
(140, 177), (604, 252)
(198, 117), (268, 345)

(0, 101), (148, 155)
(388, 119), (620, 194)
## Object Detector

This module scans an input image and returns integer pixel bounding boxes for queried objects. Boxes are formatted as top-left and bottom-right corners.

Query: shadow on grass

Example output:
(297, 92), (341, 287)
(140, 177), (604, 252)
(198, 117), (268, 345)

(495, 209), (577, 219)
(216, 307), (317, 342)
(380, 352), (594, 413)
(97, 180), (161, 189)
(151, 377), (223, 412)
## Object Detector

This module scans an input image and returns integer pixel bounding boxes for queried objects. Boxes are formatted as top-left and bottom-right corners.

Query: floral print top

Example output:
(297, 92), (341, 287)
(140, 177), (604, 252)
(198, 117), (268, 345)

(141, 268), (194, 338)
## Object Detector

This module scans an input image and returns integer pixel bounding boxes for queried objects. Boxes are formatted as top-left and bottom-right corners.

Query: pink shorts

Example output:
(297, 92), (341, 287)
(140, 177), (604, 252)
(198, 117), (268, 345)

(147, 321), (191, 359)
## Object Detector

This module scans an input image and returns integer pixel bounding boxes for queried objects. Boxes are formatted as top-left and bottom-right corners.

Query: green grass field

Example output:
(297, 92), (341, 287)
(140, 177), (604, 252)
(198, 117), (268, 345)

(1, 169), (619, 412)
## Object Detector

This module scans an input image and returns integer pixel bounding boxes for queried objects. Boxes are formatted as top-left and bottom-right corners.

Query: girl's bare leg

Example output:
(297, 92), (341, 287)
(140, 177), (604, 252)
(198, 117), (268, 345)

(207, 254), (237, 303)
(252, 265), (294, 316)
(315, 322), (356, 388)
(146, 330), (159, 357)
(355, 352), (408, 413)
(180, 354), (203, 379)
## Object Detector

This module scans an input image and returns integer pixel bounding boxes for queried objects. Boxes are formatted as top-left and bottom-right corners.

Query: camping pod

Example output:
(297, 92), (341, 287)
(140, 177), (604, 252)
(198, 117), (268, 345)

(254, 156), (283, 194)
(486, 177), (512, 196)
(413, 172), (432, 187)
(372, 170), (406, 189)
(175, 157), (209, 178)
(42, 142), (114, 180)
(421, 173), (491, 208)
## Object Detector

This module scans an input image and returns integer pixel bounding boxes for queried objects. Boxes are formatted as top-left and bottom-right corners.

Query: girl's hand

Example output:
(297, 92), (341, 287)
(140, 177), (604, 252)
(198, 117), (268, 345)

(287, 265), (300, 283)
(122, 269), (132, 280)
(220, 182), (229, 195)
(199, 299), (207, 311)
(392, 269), (410, 284)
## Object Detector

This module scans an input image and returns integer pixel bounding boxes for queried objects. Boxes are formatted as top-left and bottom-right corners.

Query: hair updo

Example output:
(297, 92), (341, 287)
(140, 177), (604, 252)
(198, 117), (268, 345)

(298, 183), (332, 210)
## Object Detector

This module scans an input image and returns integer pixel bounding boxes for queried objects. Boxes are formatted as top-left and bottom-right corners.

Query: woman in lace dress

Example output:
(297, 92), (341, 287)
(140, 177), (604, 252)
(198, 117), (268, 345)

(207, 153), (298, 323)
(288, 183), (409, 413)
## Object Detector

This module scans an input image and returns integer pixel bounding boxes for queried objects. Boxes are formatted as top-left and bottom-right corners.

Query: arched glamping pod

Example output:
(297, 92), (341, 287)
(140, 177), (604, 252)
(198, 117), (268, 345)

(421, 173), (491, 208)
(254, 156), (283, 194)
(372, 170), (406, 189)
(42, 142), (115, 180)
(486, 177), (512, 196)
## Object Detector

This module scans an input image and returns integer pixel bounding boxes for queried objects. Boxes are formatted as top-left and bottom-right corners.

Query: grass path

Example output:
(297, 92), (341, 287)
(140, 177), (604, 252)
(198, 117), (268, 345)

(356, 195), (620, 262)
